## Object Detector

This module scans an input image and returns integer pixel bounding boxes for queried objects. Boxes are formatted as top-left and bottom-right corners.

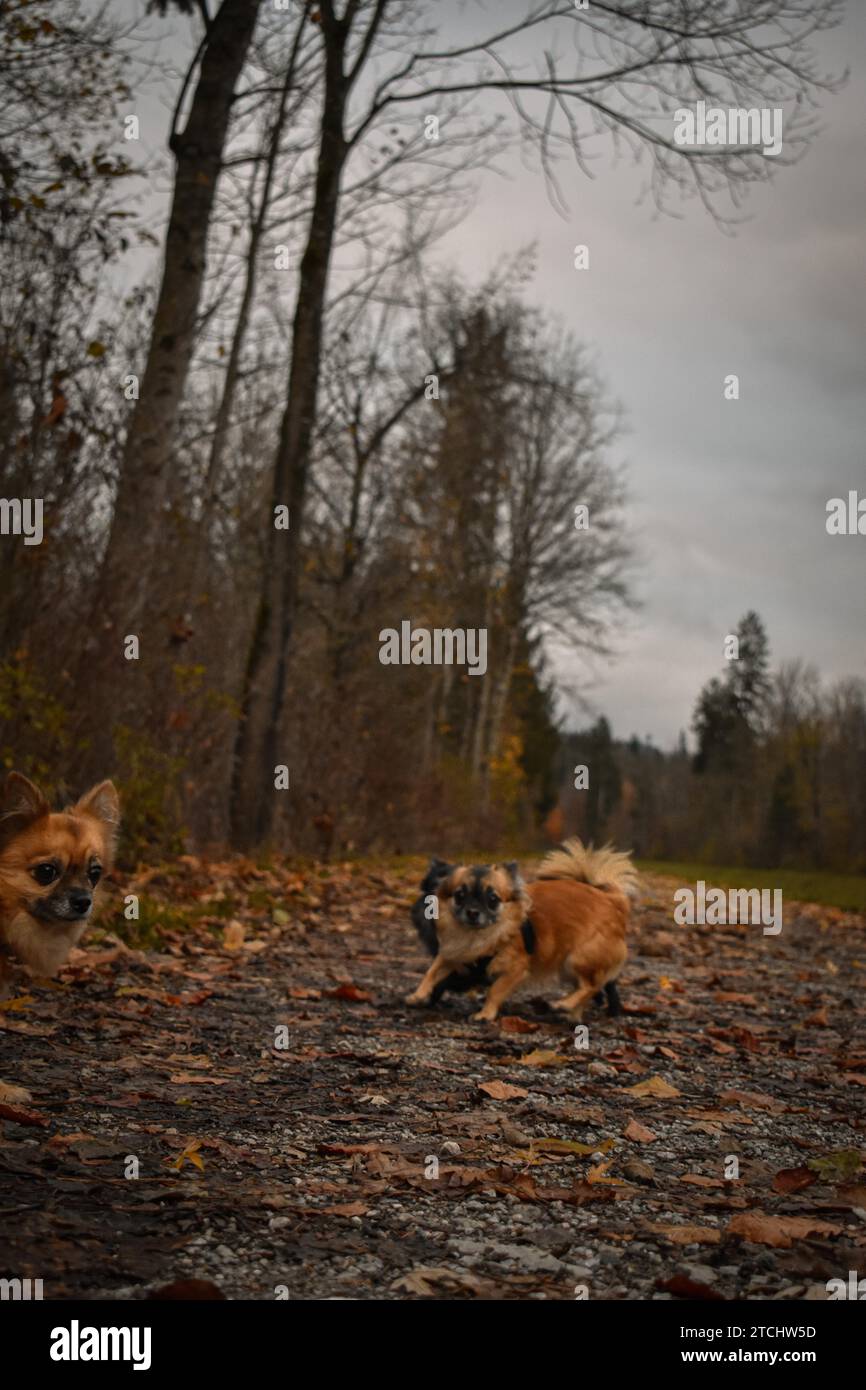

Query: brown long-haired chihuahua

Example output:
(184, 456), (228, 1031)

(405, 840), (637, 1022)
(0, 772), (120, 993)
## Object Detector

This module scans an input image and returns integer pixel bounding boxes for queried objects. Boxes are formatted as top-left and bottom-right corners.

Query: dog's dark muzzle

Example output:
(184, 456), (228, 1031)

(30, 892), (93, 923)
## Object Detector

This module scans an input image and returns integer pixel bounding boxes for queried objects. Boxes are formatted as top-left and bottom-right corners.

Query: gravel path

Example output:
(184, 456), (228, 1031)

(1, 859), (864, 1301)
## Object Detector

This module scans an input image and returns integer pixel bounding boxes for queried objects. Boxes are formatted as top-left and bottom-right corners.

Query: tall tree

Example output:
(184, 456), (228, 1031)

(96, 0), (263, 643)
(230, 0), (841, 844)
(693, 611), (771, 773)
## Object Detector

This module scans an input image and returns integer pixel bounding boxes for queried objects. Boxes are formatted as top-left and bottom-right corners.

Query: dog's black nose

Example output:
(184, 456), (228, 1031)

(465, 907), (480, 924)
(70, 892), (93, 916)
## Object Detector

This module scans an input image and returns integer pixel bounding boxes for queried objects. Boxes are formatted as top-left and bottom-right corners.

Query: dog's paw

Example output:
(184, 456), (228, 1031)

(405, 990), (427, 1006)
(471, 1008), (497, 1023)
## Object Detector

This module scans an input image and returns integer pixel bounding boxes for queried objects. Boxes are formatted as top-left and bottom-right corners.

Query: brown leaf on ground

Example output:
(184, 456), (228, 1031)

(0, 1100), (47, 1127)
(718, 1089), (785, 1112)
(498, 1016), (539, 1033)
(478, 1080), (529, 1101)
(624, 1118), (657, 1143)
(804, 1006), (829, 1027)
(324, 983), (373, 1002)
(727, 1212), (843, 1247)
(0, 1082), (32, 1104)
(626, 1075), (681, 1099)
(169, 1073), (230, 1085)
(392, 1266), (492, 1297)
(657, 1274), (725, 1300)
(223, 921), (245, 951)
(517, 1048), (570, 1067)
(772, 1166), (818, 1194)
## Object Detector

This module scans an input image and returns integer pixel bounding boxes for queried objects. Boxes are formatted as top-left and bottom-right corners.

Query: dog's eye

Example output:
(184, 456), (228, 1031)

(454, 887), (466, 905)
(88, 864), (102, 886)
(32, 863), (58, 886)
(486, 890), (500, 910)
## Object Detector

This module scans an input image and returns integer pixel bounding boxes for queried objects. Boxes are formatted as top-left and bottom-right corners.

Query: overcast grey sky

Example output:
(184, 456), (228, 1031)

(123, 0), (865, 750)
(427, 3), (866, 747)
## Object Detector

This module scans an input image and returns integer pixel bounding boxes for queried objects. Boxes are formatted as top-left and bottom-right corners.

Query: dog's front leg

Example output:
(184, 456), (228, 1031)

(405, 954), (452, 1005)
(472, 952), (529, 1023)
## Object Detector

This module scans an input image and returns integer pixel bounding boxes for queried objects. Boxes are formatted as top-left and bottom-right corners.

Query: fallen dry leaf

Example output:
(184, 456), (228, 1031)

(223, 921), (245, 951)
(170, 1140), (204, 1173)
(478, 1080), (529, 1101)
(624, 1118), (657, 1143)
(498, 1015), (539, 1034)
(517, 1048), (570, 1067)
(324, 983), (373, 1002)
(0, 1081), (32, 1104)
(727, 1212), (843, 1248)
(169, 1073), (229, 1085)
(772, 1166), (817, 1194)
(392, 1265), (491, 1297)
(718, 1089), (784, 1112)
(0, 1100), (47, 1127)
(0, 995), (34, 1013)
(657, 1274), (724, 1301)
(626, 1075), (681, 1099)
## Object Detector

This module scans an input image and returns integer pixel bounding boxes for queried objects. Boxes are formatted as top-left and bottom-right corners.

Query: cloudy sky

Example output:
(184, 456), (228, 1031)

(123, 0), (865, 750)
(430, 2), (866, 748)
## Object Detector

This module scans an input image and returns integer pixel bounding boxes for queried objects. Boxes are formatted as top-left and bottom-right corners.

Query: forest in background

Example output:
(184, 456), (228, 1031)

(558, 613), (866, 875)
(0, 0), (852, 868)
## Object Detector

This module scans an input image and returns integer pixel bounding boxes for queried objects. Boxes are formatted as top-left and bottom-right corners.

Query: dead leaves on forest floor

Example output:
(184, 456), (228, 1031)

(0, 855), (864, 1300)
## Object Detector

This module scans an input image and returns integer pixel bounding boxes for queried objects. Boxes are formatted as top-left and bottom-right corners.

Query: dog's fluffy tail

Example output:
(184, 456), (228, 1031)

(536, 838), (638, 900)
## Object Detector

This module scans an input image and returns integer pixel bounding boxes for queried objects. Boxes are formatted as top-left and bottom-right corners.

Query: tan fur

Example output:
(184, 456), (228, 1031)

(0, 774), (119, 996)
(536, 838), (639, 899)
(406, 840), (636, 1022)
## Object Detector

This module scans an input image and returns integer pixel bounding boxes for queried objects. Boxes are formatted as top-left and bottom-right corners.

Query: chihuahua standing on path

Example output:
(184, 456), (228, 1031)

(406, 839), (637, 1022)
(0, 772), (120, 996)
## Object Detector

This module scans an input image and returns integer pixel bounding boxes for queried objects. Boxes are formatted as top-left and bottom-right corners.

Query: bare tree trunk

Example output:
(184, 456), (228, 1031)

(420, 675), (438, 776)
(97, 0), (261, 638)
(185, 10), (308, 615)
(483, 625), (518, 806)
(470, 591), (494, 779)
(230, 6), (351, 846)
(428, 665), (453, 773)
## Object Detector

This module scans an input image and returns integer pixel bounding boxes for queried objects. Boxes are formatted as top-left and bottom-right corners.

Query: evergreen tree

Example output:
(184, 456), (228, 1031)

(692, 612), (770, 773)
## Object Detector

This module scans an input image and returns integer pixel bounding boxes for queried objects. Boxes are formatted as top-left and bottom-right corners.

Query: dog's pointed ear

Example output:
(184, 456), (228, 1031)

(0, 772), (50, 849)
(421, 856), (453, 894)
(74, 780), (121, 847)
(0, 772), (50, 829)
(503, 861), (525, 894)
